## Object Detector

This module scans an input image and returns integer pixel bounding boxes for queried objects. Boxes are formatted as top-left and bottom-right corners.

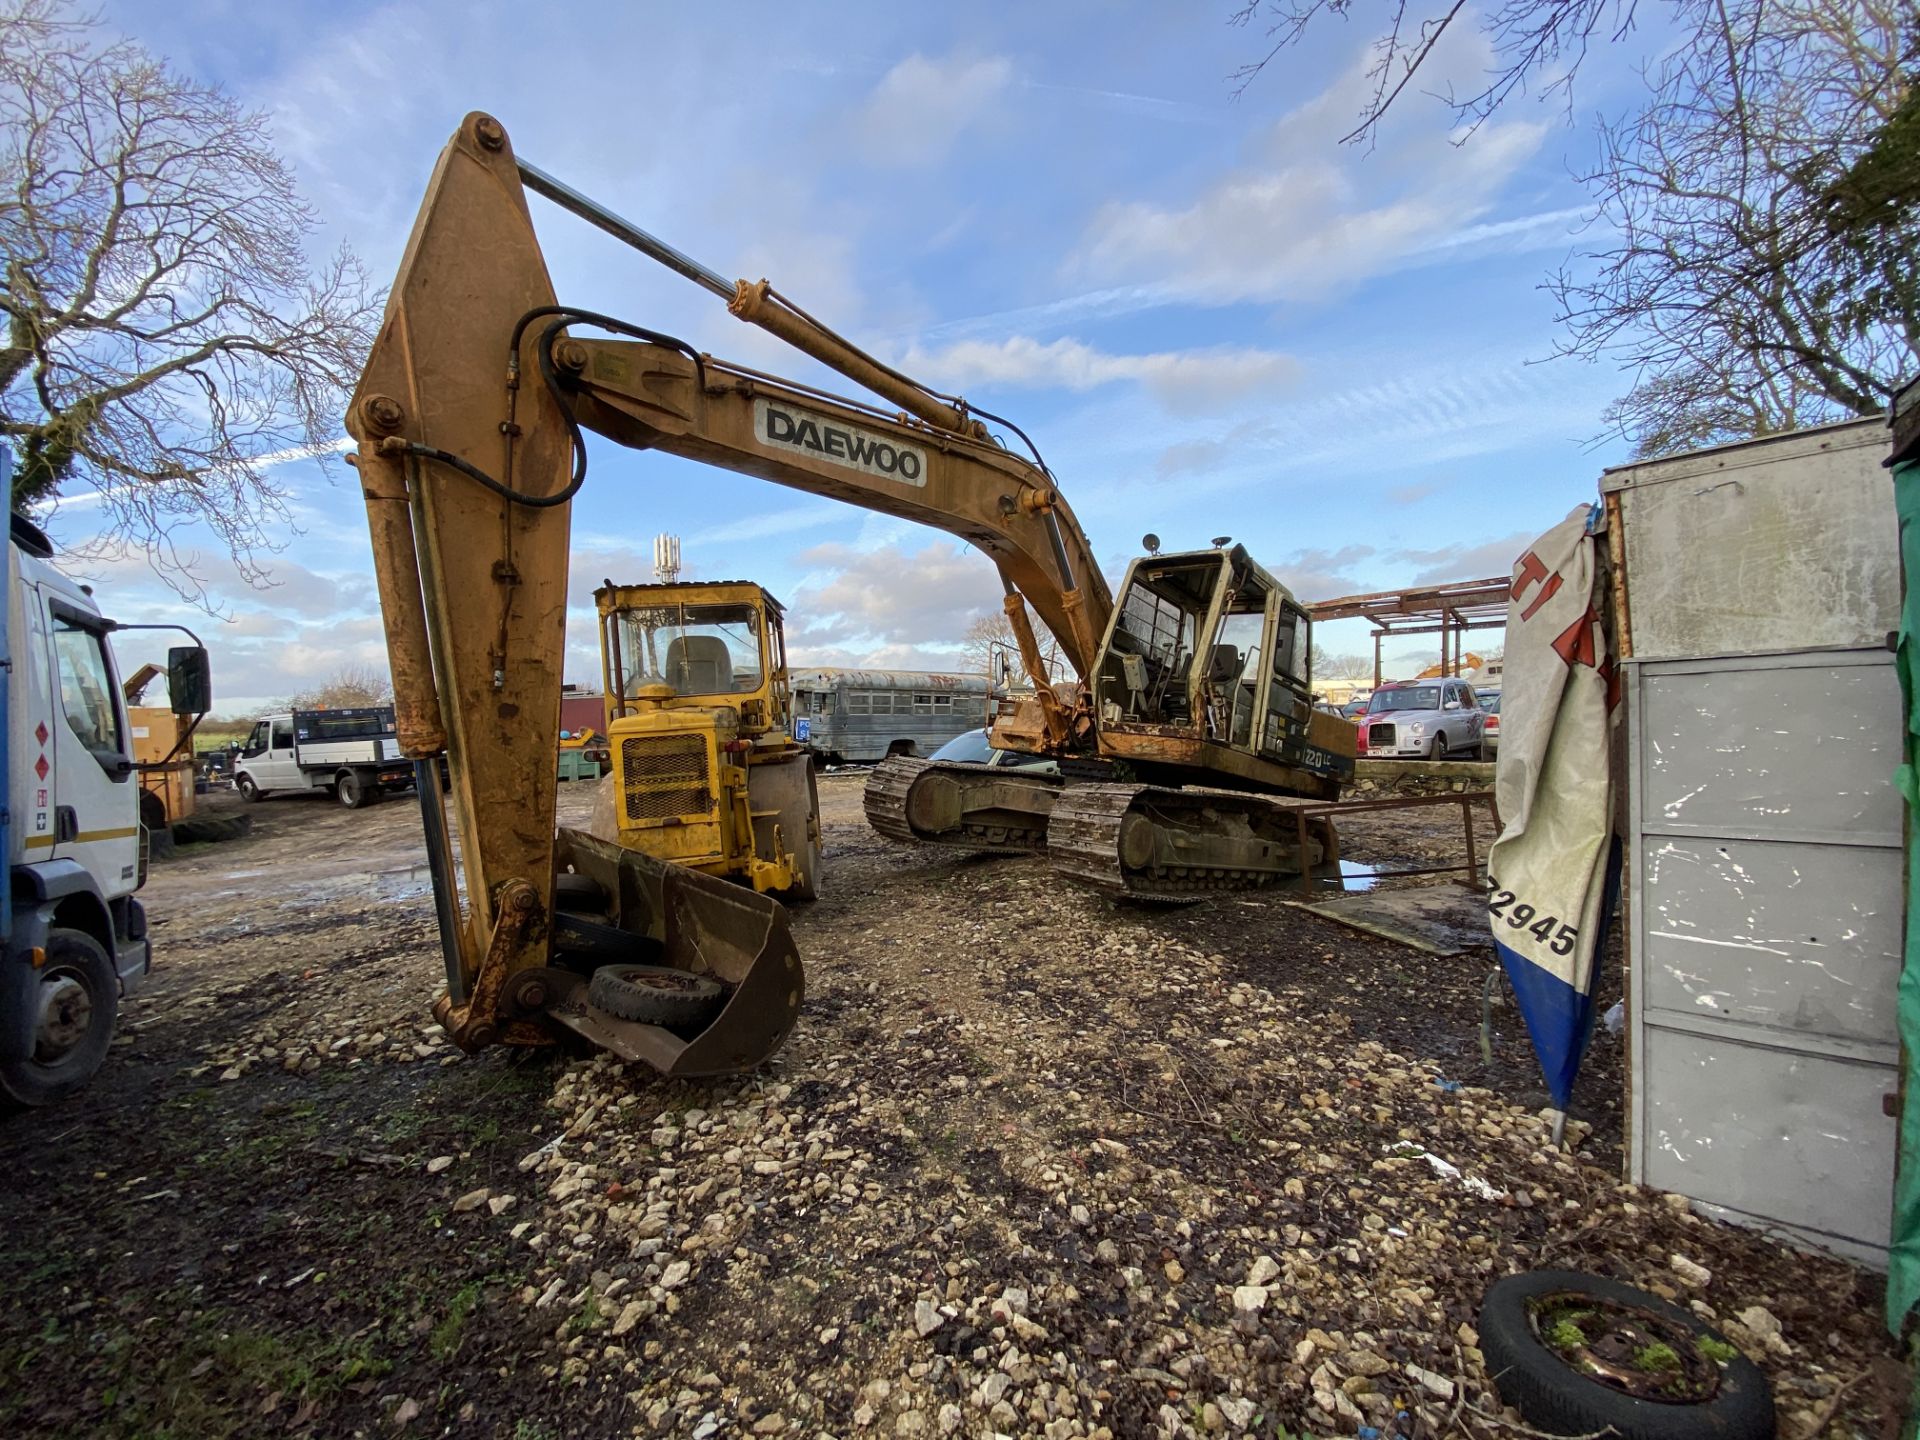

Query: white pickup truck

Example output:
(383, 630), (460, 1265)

(233, 707), (414, 808)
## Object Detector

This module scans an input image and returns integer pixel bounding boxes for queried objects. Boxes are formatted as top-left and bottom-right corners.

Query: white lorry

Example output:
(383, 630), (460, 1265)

(0, 510), (211, 1106)
(233, 706), (414, 808)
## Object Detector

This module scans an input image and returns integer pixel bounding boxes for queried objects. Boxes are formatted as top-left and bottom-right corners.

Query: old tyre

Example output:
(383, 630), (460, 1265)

(0, 928), (118, 1108)
(236, 774), (263, 803)
(553, 872), (610, 914)
(335, 770), (369, 809)
(1479, 1270), (1774, 1440)
(587, 964), (726, 1028)
(777, 765), (824, 903)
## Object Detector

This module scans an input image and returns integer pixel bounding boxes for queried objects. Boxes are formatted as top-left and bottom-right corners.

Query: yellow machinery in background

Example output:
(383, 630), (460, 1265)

(123, 662), (198, 832)
(594, 580), (821, 900)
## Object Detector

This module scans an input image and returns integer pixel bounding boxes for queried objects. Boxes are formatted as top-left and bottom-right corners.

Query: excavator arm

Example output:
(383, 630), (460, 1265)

(346, 113), (803, 1075)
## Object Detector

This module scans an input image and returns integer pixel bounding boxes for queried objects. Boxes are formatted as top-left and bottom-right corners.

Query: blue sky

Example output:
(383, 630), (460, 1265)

(57, 1), (1650, 710)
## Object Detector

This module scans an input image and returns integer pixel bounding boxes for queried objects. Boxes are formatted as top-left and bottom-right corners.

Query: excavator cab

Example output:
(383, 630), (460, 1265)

(1086, 544), (1348, 787)
(595, 581), (821, 899)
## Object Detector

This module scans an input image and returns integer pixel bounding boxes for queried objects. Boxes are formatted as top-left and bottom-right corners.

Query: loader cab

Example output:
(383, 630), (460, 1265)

(592, 580), (817, 897)
(597, 580), (789, 737)
(1092, 544), (1331, 776)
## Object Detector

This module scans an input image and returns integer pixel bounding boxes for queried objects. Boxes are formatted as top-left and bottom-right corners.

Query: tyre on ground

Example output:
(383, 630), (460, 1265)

(1479, 1268), (1774, 1440)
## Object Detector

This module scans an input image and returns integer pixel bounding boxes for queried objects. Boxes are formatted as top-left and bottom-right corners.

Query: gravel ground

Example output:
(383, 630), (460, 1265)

(0, 773), (1897, 1438)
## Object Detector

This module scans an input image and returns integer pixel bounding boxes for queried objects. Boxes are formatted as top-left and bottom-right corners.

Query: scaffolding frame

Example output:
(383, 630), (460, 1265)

(1305, 577), (1510, 687)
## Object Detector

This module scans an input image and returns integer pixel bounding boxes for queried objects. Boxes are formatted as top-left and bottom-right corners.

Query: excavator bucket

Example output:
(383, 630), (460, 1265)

(539, 829), (803, 1077)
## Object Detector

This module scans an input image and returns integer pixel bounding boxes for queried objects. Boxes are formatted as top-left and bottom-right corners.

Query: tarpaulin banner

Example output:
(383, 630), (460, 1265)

(1487, 505), (1620, 1112)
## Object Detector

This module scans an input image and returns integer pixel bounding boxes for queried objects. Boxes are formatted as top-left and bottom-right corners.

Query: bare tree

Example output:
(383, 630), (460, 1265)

(288, 662), (393, 711)
(961, 610), (1063, 688)
(1552, 0), (1916, 455)
(1311, 646), (1372, 684)
(1228, 0), (1643, 141)
(0, 2), (379, 599)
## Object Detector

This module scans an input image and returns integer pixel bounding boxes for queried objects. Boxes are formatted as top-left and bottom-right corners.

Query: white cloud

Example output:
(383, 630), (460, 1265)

(786, 539), (1003, 655)
(1072, 37), (1550, 306)
(901, 336), (1299, 414)
(1395, 532), (1534, 585)
(1269, 544), (1377, 602)
(855, 53), (1013, 167)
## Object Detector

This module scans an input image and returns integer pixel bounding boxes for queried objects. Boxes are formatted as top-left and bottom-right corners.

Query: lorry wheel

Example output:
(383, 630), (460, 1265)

(0, 929), (118, 1108)
(588, 964), (726, 1028)
(335, 770), (371, 809)
(236, 775), (263, 803)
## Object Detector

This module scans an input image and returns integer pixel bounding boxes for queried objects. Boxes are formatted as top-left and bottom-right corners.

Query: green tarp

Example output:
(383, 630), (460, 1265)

(1890, 378), (1920, 1334)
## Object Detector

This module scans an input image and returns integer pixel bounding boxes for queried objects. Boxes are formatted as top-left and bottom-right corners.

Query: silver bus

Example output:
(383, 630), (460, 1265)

(790, 669), (993, 764)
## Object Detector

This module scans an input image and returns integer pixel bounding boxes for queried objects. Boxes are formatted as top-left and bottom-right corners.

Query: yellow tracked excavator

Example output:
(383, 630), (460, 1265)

(348, 114), (1355, 1075)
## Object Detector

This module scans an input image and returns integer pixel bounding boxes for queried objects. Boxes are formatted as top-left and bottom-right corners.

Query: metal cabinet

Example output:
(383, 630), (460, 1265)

(1606, 419), (1899, 1266)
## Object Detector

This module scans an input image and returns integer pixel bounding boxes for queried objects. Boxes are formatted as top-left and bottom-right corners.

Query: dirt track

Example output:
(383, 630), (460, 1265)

(0, 774), (1893, 1438)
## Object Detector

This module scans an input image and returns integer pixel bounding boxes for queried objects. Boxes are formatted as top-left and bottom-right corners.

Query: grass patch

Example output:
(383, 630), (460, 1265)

(1, 1309), (396, 1440)
(430, 1281), (482, 1361)
(566, 1293), (603, 1337)
(1632, 1340), (1681, 1373)
(1697, 1336), (1738, 1365)
(1546, 1318), (1586, 1351)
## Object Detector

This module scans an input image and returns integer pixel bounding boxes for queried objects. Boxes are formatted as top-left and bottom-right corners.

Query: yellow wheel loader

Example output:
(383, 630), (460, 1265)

(592, 580), (820, 900)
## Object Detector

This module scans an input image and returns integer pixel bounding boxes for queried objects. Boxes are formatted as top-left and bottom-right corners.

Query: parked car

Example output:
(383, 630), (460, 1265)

(928, 728), (1061, 774)
(1339, 697), (1370, 720)
(1477, 690), (1502, 756)
(1359, 679), (1486, 760)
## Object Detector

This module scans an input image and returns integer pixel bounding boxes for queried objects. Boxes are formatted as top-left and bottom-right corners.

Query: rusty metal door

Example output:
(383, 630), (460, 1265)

(1626, 647), (1901, 1265)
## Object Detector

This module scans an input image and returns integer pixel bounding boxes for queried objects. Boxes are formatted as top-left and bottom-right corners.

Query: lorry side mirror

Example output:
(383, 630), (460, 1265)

(168, 645), (212, 715)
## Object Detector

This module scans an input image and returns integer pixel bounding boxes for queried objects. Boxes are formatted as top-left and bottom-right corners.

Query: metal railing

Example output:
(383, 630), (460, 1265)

(1291, 789), (1501, 894)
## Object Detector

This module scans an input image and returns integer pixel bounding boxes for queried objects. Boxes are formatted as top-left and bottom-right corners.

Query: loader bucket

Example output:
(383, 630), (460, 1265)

(546, 828), (803, 1076)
